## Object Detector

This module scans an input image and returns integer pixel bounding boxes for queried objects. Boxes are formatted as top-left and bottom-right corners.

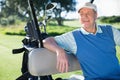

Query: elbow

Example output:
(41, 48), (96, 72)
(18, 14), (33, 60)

(43, 37), (54, 48)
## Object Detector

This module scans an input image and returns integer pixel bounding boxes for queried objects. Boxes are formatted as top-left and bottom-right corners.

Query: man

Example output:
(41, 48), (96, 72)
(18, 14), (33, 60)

(43, 2), (120, 80)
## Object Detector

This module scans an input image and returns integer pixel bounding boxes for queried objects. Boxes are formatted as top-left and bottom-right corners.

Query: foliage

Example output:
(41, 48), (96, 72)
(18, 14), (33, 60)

(0, 15), (28, 26)
(0, 0), (76, 25)
(0, 16), (15, 25)
(99, 16), (120, 24)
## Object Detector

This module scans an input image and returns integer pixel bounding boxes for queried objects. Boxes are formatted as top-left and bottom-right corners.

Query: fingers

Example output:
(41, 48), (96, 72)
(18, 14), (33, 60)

(57, 58), (69, 73)
(65, 62), (69, 72)
(56, 48), (69, 73)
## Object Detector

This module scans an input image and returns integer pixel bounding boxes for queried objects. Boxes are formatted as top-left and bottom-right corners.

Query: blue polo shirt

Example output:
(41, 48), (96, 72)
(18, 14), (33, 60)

(54, 25), (120, 79)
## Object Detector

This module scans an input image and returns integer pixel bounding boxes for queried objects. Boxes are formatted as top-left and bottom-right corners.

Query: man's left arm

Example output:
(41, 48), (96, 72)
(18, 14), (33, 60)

(112, 27), (120, 46)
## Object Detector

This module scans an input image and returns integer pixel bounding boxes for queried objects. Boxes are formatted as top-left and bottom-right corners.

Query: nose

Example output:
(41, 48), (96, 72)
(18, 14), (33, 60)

(81, 14), (88, 19)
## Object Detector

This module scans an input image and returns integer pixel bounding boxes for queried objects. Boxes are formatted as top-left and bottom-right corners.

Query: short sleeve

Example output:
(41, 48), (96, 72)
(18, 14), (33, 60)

(54, 31), (77, 54)
(112, 27), (120, 46)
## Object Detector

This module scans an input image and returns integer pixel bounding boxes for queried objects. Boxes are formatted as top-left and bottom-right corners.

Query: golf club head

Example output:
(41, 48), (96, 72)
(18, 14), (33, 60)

(45, 2), (57, 21)
(46, 2), (57, 11)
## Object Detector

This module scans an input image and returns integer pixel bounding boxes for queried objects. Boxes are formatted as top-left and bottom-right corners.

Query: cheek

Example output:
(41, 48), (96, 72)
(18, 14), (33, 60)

(89, 17), (94, 22)
(79, 16), (85, 23)
(79, 18), (82, 23)
(92, 14), (97, 21)
(89, 15), (96, 23)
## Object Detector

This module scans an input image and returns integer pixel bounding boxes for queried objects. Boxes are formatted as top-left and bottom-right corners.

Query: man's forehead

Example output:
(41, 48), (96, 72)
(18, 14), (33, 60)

(79, 8), (95, 13)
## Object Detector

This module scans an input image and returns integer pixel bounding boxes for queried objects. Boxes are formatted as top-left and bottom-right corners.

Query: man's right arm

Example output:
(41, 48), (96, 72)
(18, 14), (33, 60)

(43, 37), (69, 73)
(43, 37), (62, 53)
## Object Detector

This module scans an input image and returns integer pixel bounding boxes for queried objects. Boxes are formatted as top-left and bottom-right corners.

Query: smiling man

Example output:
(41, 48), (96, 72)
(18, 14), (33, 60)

(78, 3), (97, 34)
(43, 2), (120, 80)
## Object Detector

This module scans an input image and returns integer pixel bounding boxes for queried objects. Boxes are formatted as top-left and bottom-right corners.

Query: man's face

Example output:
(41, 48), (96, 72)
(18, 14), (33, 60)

(79, 8), (97, 28)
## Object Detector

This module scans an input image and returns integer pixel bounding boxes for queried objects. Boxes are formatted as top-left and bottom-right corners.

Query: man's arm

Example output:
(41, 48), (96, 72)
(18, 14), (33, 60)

(112, 27), (120, 46)
(43, 37), (69, 73)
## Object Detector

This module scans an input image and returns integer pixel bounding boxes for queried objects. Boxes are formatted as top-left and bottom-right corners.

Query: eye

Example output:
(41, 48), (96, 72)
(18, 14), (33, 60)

(87, 11), (94, 15)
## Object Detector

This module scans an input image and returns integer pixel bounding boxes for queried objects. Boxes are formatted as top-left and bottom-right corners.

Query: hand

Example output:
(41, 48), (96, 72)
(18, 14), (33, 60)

(56, 48), (69, 73)
(43, 37), (69, 72)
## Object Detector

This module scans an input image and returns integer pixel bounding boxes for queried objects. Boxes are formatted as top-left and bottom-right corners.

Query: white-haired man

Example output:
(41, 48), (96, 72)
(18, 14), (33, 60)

(43, 2), (120, 80)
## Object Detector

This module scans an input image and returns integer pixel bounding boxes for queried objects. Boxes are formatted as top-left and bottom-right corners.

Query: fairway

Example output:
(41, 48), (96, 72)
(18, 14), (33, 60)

(0, 34), (23, 80)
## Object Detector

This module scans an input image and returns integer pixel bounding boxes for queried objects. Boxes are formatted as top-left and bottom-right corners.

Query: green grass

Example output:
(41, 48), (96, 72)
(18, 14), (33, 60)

(0, 20), (120, 80)
(0, 34), (24, 80)
(52, 70), (82, 79)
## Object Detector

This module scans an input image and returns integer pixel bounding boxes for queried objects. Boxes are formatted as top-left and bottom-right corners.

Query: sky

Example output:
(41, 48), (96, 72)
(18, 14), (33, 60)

(65, 0), (120, 19)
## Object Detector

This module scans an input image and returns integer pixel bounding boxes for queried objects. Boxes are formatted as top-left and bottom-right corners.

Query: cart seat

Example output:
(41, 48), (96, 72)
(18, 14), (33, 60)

(28, 48), (80, 76)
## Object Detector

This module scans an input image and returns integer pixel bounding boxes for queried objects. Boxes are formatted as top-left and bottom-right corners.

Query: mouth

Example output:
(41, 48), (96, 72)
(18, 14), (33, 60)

(83, 21), (90, 24)
(81, 21), (91, 27)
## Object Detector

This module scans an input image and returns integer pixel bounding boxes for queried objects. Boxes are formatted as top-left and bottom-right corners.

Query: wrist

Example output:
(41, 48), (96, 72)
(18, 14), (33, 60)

(55, 47), (65, 55)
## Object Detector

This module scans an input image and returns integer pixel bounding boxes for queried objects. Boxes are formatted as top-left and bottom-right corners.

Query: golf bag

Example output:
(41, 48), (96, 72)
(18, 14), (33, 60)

(12, 0), (55, 80)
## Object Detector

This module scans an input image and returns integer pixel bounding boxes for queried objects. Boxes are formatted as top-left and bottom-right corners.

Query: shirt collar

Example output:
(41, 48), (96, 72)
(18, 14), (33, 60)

(80, 25), (102, 35)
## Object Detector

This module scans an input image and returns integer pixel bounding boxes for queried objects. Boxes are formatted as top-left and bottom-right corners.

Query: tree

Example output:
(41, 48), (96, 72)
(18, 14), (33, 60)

(52, 0), (76, 25)
(99, 16), (120, 23)
(0, 0), (76, 25)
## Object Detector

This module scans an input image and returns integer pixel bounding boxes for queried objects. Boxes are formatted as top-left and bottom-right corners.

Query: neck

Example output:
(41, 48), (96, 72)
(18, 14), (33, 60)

(84, 24), (97, 34)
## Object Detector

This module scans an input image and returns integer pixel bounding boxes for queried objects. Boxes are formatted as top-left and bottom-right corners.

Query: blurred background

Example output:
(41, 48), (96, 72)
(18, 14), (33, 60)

(0, 0), (120, 80)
